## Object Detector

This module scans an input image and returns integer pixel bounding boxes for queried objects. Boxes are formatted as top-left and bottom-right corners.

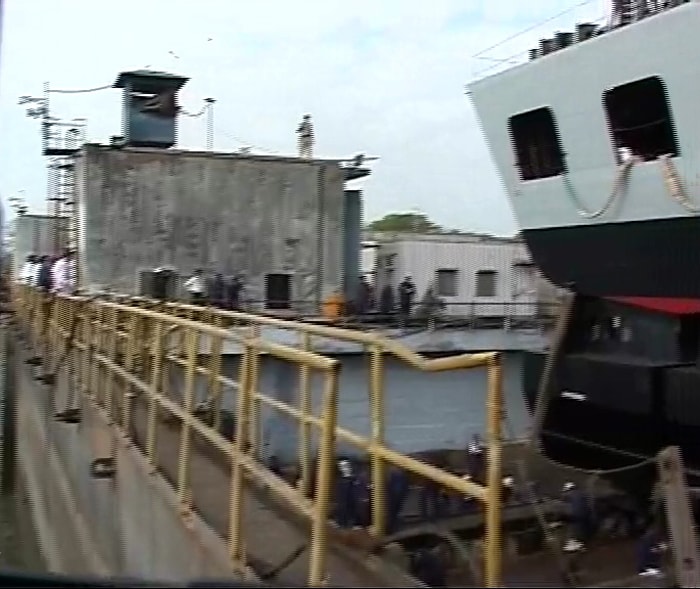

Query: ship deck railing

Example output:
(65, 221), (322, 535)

(12, 284), (508, 587)
(470, 1), (690, 82)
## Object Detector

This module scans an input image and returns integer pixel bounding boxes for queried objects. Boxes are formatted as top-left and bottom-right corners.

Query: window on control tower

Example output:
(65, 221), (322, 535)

(603, 75), (679, 163)
(508, 107), (567, 181)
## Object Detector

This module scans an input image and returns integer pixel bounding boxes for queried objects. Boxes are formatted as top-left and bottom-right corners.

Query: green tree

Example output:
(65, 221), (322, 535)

(366, 212), (445, 233)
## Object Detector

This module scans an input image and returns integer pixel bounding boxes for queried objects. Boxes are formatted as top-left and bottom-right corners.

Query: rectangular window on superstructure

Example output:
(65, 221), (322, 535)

(508, 107), (566, 181)
(436, 268), (458, 297)
(603, 75), (679, 162)
(475, 270), (497, 297)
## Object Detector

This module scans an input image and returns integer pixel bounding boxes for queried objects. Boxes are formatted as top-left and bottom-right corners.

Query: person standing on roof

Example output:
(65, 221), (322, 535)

(184, 268), (205, 304)
(296, 114), (314, 159)
(51, 250), (76, 295)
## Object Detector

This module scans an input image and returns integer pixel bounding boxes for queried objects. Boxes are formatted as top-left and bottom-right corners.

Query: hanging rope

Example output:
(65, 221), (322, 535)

(565, 151), (700, 220)
(660, 154), (700, 213)
(563, 157), (637, 219)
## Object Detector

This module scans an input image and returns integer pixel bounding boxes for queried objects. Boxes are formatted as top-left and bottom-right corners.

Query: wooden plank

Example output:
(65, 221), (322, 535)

(657, 446), (700, 588)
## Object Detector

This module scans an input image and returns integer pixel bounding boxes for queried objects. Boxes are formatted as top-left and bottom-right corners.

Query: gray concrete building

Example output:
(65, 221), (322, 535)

(75, 145), (359, 311)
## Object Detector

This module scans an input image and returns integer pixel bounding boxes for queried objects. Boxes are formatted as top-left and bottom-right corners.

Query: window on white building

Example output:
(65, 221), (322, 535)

(436, 269), (458, 297)
(475, 270), (497, 297)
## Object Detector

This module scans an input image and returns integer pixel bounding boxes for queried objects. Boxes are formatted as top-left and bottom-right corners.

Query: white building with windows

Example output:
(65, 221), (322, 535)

(362, 232), (560, 318)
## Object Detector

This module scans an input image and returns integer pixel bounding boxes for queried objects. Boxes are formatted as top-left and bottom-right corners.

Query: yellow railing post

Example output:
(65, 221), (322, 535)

(122, 314), (139, 434)
(80, 302), (93, 398)
(104, 306), (119, 422)
(369, 343), (386, 538)
(177, 327), (200, 508)
(146, 320), (165, 465)
(95, 305), (106, 405)
(484, 353), (504, 589)
(209, 315), (224, 432)
(249, 324), (262, 458)
(298, 332), (312, 496)
(308, 363), (340, 587)
(47, 297), (58, 369)
(228, 343), (253, 564)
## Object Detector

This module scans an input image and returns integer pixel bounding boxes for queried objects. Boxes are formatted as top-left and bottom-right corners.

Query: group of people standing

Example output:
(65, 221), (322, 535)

(182, 268), (245, 309)
(356, 275), (419, 316)
(18, 250), (77, 295)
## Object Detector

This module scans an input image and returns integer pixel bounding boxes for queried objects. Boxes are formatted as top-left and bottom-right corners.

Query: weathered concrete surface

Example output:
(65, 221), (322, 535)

(75, 145), (349, 307)
(12, 326), (237, 581)
(128, 398), (409, 587)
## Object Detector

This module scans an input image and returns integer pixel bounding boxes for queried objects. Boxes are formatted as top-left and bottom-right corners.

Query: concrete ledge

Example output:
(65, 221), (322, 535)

(12, 332), (244, 581)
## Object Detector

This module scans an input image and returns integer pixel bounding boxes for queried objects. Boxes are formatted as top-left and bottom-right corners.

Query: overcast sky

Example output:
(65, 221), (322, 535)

(0, 0), (605, 236)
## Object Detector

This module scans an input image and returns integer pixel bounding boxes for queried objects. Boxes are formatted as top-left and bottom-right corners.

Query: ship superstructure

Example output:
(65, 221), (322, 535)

(471, 0), (698, 308)
(469, 0), (700, 488)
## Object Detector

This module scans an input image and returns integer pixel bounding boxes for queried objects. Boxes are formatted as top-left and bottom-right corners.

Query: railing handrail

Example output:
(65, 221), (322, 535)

(53, 290), (503, 372)
(14, 285), (506, 587)
(169, 299), (499, 371)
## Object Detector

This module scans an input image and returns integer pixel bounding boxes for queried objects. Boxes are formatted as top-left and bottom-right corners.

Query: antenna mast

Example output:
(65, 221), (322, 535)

(19, 82), (87, 273)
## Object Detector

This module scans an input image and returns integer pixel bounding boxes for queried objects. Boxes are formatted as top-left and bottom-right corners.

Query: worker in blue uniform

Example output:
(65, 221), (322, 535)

(420, 476), (445, 522)
(355, 468), (372, 528)
(334, 459), (360, 528)
(410, 547), (447, 587)
(385, 467), (410, 533)
(636, 526), (665, 578)
(467, 434), (486, 484)
(458, 474), (479, 514)
(562, 481), (596, 551)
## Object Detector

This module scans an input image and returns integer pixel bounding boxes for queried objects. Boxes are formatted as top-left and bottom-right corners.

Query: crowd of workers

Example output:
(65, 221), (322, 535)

(20, 255), (425, 318)
(179, 268), (245, 308)
(177, 268), (426, 316)
(18, 251), (77, 294)
(322, 433), (669, 584)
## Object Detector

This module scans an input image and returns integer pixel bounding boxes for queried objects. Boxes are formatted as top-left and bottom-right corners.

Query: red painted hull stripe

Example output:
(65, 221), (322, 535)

(609, 296), (700, 314)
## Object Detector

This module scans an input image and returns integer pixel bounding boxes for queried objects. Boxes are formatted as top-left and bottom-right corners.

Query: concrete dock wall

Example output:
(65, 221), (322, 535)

(9, 325), (235, 580)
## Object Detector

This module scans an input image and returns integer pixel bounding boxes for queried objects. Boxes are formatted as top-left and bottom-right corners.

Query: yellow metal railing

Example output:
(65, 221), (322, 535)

(15, 286), (505, 587)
